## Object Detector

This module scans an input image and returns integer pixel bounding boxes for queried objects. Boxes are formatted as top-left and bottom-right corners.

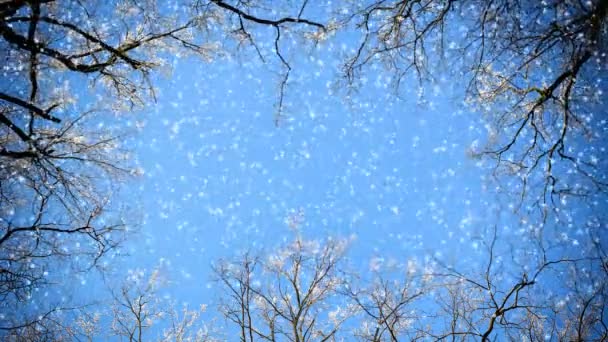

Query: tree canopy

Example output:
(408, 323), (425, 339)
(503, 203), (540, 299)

(0, 0), (606, 340)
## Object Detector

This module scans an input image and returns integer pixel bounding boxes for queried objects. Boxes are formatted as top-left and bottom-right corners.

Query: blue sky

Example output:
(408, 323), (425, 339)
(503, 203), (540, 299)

(110, 44), (499, 312)
(8, 2), (605, 338)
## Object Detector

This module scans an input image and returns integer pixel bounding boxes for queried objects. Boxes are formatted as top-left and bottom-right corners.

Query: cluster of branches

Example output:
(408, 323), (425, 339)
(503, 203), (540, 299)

(188, 1), (608, 209)
(1, 267), (218, 341)
(213, 235), (352, 341)
(1, 0), (606, 339)
(337, 0), (608, 212)
(59, 230), (605, 341)
(201, 0), (327, 126)
(0, 0), (326, 335)
(212, 230), (608, 341)
(1, 227), (604, 341)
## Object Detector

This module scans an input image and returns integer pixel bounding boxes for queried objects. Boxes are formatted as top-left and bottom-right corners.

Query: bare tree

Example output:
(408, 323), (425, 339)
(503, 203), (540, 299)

(32, 226), (600, 341)
(199, 0), (327, 125)
(345, 267), (427, 341)
(0, 0), (208, 331)
(214, 235), (353, 342)
(336, 0), (608, 211)
(159, 303), (216, 342)
(210, 225), (608, 341)
(0, 0), (326, 334)
(110, 269), (165, 342)
(428, 224), (608, 341)
(2, 1), (605, 340)
(53, 267), (218, 342)
(0, 304), (82, 342)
